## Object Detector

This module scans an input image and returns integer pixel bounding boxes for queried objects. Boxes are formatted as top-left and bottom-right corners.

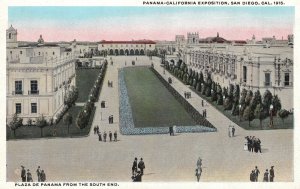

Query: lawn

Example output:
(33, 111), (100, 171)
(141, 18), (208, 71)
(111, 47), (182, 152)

(123, 66), (197, 128)
(76, 69), (101, 102)
(7, 106), (96, 140)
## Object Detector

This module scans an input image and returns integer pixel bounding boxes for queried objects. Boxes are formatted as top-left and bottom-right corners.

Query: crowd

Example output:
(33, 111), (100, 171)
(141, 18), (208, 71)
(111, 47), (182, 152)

(94, 126), (118, 142)
(244, 136), (262, 153)
(250, 166), (275, 182)
(21, 165), (46, 182)
(131, 157), (145, 182)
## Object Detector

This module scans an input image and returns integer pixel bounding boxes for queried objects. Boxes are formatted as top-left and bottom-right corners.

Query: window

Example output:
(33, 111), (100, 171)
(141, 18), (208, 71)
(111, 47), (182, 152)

(30, 80), (38, 94)
(284, 73), (290, 86)
(243, 66), (247, 82)
(149, 45), (151, 47)
(15, 80), (22, 94)
(38, 52), (41, 56)
(20, 51), (22, 55)
(10, 51), (12, 54)
(9, 33), (11, 39)
(53, 52), (55, 55)
(31, 103), (37, 113)
(15, 103), (21, 114)
(265, 73), (271, 86)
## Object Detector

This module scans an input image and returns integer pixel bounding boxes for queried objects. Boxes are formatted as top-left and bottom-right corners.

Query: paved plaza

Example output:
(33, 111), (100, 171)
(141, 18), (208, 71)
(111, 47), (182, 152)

(7, 56), (293, 182)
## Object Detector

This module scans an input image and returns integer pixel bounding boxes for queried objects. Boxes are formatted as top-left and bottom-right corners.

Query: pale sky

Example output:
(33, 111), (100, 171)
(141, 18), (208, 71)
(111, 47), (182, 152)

(8, 6), (294, 42)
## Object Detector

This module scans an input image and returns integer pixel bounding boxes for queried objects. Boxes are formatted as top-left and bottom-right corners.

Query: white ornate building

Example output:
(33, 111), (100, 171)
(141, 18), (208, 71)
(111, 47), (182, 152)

(98, 40), (156, 56)
(184, 44), (293, 109)
(6, 26), (76, 124)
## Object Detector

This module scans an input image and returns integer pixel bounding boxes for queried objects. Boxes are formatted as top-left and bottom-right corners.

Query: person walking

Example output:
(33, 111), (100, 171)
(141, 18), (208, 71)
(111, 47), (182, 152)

(201, 100), (204, 107)
(109, 131), (112, 142)
(270, 166), (275, 182)
(254, 166), (260, 182)
(26, 169), (33, 182)
(250, 170), (255, 182)
(103, 131), (107, 142)
(93, 126), (97, 134)
(132, 158), (138, 175)
(195, 167), (202, 182)
(197, 157), (202, 168)
(138, 158), (145, 175)
(98, 132), (102, 141)
(36, 166), (42, 182)
(21, 166), (26, 182)
(257, 138), (262, 153)
(232, 126), (235, 137)
(114, 131), (117, 142)
(40, 170), (46, 182)
(263, 169), (269, 182)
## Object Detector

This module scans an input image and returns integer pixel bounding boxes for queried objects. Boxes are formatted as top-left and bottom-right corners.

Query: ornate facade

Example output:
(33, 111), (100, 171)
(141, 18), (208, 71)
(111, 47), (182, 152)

(6, 26), (76, 124)
(184, 45), (293, 109)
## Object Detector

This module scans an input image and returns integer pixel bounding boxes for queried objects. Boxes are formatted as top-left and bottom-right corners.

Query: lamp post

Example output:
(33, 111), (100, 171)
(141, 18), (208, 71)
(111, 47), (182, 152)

(239, 104), (242, 122)
(269, 104), (274, 128)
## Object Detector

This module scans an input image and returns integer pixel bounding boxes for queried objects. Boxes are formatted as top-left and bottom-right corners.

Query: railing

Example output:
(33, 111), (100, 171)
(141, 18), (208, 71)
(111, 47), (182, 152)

(284, 81), (293, 87)
(28, 90), (39, 95)
(12, 91), (23, 95)
(264, 82), (272, 87)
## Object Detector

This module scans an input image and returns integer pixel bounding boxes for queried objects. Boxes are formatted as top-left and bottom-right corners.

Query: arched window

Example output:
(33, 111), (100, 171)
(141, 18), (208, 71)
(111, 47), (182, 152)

(9, 33), (12, 39)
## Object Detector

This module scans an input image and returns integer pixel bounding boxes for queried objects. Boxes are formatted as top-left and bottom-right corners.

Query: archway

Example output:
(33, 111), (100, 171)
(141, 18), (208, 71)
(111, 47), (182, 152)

(109, 49), (114, 55)
(140, 49), (145, 55)
(135, 49), (140, 55)
(125, 49), (129, 56)
(130, 49), (134, 55)
(120, 49), (124, 55)
(115, 49), (119, 56)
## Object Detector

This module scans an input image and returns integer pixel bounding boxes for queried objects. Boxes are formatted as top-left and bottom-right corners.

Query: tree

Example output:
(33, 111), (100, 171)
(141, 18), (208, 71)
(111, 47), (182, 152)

(63, 113), (73, 135)
(243, 106), (255, 127)
(9, 113), (23, 137)
(36, 115), (48, 137)
(262, 90), (273, 111)
(272, 95), (282, 115)
(254, 103), (267, 129)
(245, 90), (253, 106)
(278, 109), (289, 124)
(250, 90), (262, 111)
(239, 89), (247, 115)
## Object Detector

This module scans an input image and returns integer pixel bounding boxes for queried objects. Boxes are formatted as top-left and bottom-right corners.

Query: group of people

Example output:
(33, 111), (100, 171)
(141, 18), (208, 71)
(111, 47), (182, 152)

(244, 136), (262, 153)
(250, 166), (275, 182)
(94, 126), (118, 142)
(169, 126), (176, 136)
(21, 165), (46, 182)
(184, 91), (192, 99)
(228, 125), (236, 137)
(107, 80), (113, 87)
(131, 157), (146, 182)
(202, 109), (207, 118)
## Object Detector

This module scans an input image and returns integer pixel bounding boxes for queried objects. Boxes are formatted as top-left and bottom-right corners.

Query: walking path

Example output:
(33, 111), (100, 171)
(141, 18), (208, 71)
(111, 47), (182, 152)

(6, 56), (293, 182)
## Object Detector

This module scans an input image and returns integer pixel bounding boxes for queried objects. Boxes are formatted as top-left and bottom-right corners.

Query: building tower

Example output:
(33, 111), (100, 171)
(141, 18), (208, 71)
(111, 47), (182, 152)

(6, 25), (18, 48)
(187, 32), (199, 45)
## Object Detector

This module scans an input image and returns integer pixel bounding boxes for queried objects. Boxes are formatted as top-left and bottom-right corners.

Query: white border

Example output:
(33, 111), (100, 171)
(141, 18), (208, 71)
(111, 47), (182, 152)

(1, 1), (299, 189)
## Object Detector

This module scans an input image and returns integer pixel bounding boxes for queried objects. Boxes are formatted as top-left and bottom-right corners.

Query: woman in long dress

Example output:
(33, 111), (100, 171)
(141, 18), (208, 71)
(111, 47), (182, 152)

(244, 137), (248, 151)
(197, 157), (202, 168)
(195, 167), (202, 182)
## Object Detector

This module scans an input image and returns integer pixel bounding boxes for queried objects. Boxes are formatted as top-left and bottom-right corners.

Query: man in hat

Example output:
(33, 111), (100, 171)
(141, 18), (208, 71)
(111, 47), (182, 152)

(21, 166), (26, 182)
(132, 158), (138, 175)
(40, 170), (46, 182)
(232, 126), (235, 137)
(114, 131), (117, 142)
(109, 131), (112, 142)
(270, 166), (275, 182)
(263, 169), (269, 182)
(27, 169), (33, 182)
(250, 170), (255, 182)
(103, 131), (107, 142)
(98, 131), (102, 141)
(36, 166), (42, 182)
(254, 166), (260, 182)
(138, 158), (145, 175)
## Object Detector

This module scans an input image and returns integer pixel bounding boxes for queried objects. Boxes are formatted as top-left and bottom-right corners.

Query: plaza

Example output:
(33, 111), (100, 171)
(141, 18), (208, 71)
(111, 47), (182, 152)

(7, 56), (293, 182)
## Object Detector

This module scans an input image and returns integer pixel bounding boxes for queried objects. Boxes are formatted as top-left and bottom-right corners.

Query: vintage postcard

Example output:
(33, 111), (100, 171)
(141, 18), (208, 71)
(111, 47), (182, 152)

(1, 0), (299, 188)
